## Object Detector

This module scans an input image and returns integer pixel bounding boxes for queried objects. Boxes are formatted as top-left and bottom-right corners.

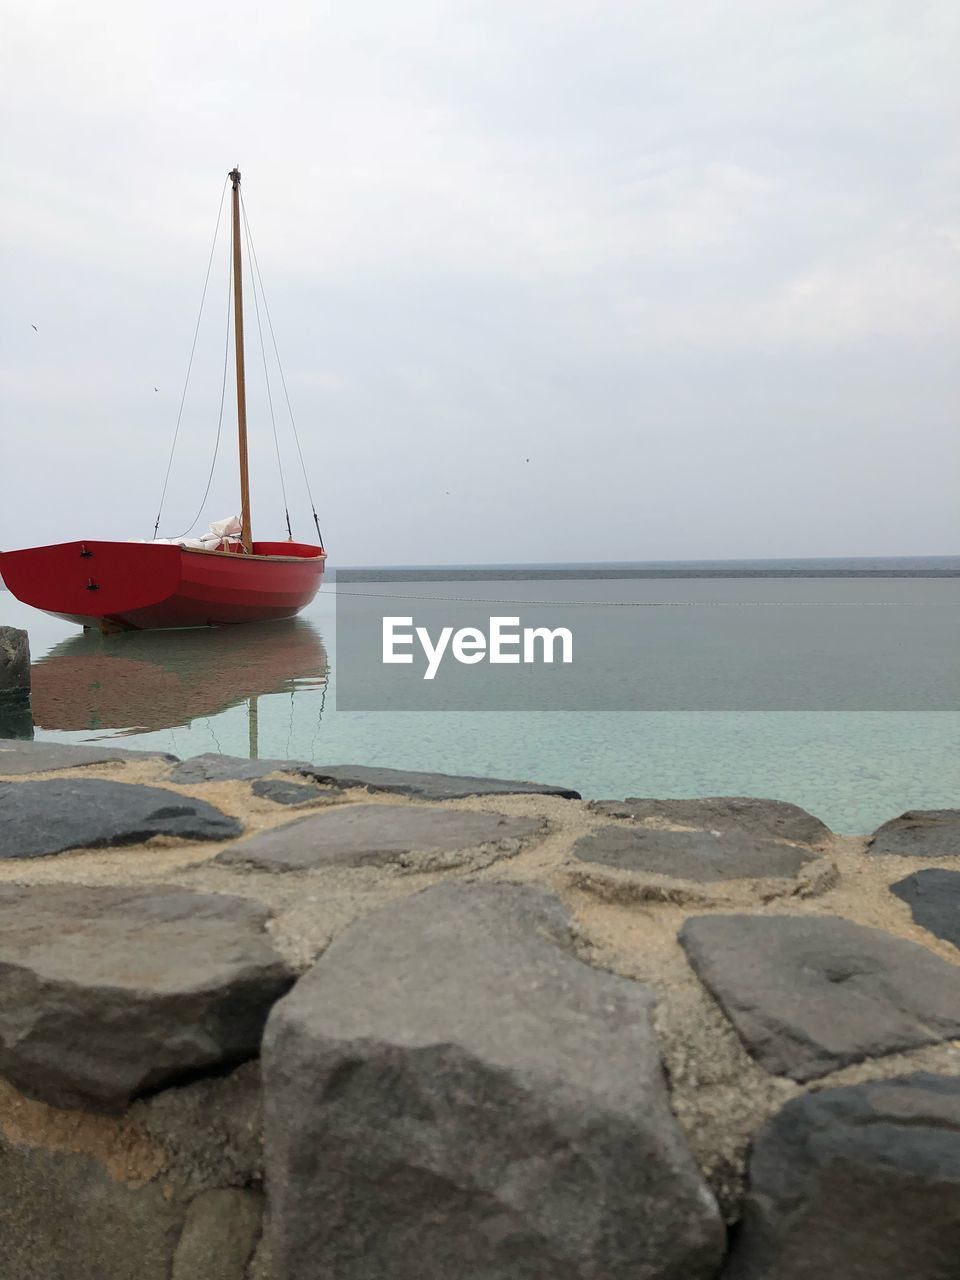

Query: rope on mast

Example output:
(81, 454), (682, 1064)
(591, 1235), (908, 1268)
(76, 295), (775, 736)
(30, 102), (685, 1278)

(241, 200), (292, 539)
(152, 177), (229, 539)
(164, 216), (234, 540)
(239, 191), (325, 550)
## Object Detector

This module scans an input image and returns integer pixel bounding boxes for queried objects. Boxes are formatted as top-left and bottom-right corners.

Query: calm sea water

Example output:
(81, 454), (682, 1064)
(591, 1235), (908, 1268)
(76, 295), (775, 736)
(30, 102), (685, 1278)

(2, 558), (958, 833)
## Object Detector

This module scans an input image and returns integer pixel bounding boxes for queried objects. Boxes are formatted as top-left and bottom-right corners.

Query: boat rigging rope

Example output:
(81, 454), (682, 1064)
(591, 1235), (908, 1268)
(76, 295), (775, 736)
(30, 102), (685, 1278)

(152, 177), (229, 539)
(240, 191), (325, 550)
(241, 200), (292, 539)
(164, 219), (234, 541)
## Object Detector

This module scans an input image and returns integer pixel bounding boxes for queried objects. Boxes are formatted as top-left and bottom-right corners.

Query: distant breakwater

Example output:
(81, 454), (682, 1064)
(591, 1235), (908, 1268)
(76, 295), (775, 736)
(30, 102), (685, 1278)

(335, 565), (960, 580)
(334, 555), (960, 581)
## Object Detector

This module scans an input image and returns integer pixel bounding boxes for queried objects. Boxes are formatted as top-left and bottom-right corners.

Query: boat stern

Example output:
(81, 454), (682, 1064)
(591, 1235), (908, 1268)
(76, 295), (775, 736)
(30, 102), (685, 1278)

(0, 541), (183, 628)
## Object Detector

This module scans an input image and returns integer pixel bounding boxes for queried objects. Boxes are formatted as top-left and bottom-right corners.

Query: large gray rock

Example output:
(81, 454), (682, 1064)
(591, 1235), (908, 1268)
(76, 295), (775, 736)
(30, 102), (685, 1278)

(869, 810), (960, 858)
(263, 881), (724, 1280)
(722, 1074), (960, 1280)
(0, 778), (241, 858)
(890, 870), (960, 948)
(217, 803), (544, 872)
(172, 752), (580, 799)
(0, 738), (177, 775)
(590, 796), (831, 844)
(0, 884), (293, 1111)
(679, 913), (960, 1081)
(0, 626), (29, 696)
(573, 826), (815, 881)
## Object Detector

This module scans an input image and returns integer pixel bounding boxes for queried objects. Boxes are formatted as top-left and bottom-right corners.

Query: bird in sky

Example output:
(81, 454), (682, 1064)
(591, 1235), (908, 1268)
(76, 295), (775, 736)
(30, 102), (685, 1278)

(30, 324), (37, 332)
(154, 386), (158, 392)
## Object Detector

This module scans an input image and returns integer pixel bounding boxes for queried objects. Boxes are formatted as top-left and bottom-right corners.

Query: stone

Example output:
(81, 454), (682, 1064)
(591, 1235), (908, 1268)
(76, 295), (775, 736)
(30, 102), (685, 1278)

(868, 810), (960, 858)
(890, 869), (960, 948)
(251, 777), (340, 806)
(0, 778), (241, 859)
(171, 754), (309, 784)
(722, 1074), (960, 1280)
(217, 803), (544, 872)
(0, 884), (293, 1111)
(0, 738), (177, 775)
(0, 1139), (186, 1280)
(245, 1234), (277, 1280)
(573, 826), (815, 881)
(0, 695), (32, 740)
(589, 795), (832, 844)
(171, 751), (580, 799)
(313, 763), (581, 800)
(263, 881), (724, 1280)
(679, 913), (960, 1082)
(0, 1064), (268, 1279)
(171, 1188), (264, 1280)
(0, 626), (30, 696)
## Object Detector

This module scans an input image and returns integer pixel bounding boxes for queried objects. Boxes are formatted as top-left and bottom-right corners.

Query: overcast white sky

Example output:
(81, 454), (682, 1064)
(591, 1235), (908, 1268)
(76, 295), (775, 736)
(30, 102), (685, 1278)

(1, 0), (958, 564)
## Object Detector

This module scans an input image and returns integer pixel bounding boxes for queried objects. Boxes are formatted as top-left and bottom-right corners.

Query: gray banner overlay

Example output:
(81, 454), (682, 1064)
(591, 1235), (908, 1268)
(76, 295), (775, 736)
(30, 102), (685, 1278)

(333, 575), (960, 711)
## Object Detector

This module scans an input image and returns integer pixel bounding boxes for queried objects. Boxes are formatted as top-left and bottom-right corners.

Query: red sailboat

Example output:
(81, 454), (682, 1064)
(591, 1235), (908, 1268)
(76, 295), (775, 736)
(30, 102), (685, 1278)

(0, 168), (326, 632)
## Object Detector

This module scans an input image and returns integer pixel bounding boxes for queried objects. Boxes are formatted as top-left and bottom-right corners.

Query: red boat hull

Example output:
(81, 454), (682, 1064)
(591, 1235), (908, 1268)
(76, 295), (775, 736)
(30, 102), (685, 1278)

(0, 539), (326, 630)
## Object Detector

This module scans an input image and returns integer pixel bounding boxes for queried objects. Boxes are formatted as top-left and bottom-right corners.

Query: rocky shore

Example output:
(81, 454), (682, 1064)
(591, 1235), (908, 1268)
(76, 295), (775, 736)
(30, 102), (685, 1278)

(0, 736), (958, 1278)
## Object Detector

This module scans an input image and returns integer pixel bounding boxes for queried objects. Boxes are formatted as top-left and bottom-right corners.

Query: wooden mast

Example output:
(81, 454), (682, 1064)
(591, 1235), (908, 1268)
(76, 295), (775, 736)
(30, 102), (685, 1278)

(229, 167), (253, 553)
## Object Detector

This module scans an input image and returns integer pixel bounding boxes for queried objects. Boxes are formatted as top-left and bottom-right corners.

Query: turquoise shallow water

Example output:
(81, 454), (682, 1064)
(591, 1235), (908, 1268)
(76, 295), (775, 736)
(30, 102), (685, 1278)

(2, 568), (958, 834)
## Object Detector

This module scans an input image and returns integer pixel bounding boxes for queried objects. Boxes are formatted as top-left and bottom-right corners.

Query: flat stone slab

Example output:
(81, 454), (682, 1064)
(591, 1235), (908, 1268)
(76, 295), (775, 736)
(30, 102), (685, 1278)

(171, 753), (311, 784)
(263, 881), (724, 1280)
(313, 763), (581, 800)
(679, 913), (960, 1081)
(573, 826), (815, 882)
(171, 751), (580, 799)
(0, 883), (293, 1112)
(0, 738), (178, 775)
(890, 870), (960, 948)
(217, 803), (544, 872)
(722, 1074), (960, 1280)
(0, 778), (241, 859)
(589, 796), (831, 844)
(251, 778), (341, 806)
(868, 810), (960, 858)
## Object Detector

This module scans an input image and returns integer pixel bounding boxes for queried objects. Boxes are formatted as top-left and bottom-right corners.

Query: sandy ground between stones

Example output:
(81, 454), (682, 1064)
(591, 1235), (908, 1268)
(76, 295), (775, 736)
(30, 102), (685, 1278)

(2, 756), (959, 1216)
(0, 1078), (166, 1187)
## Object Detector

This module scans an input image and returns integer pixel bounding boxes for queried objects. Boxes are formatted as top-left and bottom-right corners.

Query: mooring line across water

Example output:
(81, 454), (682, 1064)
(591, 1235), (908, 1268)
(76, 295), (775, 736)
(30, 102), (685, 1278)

(324, 589), (953, 609)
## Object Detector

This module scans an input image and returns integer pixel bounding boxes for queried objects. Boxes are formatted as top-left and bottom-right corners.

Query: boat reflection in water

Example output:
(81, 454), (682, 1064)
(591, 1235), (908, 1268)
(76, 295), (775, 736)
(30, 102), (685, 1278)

(30, 619), (328, 750)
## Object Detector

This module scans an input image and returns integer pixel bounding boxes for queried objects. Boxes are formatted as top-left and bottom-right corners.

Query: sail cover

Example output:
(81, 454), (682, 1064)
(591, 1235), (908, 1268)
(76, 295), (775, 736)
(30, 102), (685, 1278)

(139, 516), (243, 550)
